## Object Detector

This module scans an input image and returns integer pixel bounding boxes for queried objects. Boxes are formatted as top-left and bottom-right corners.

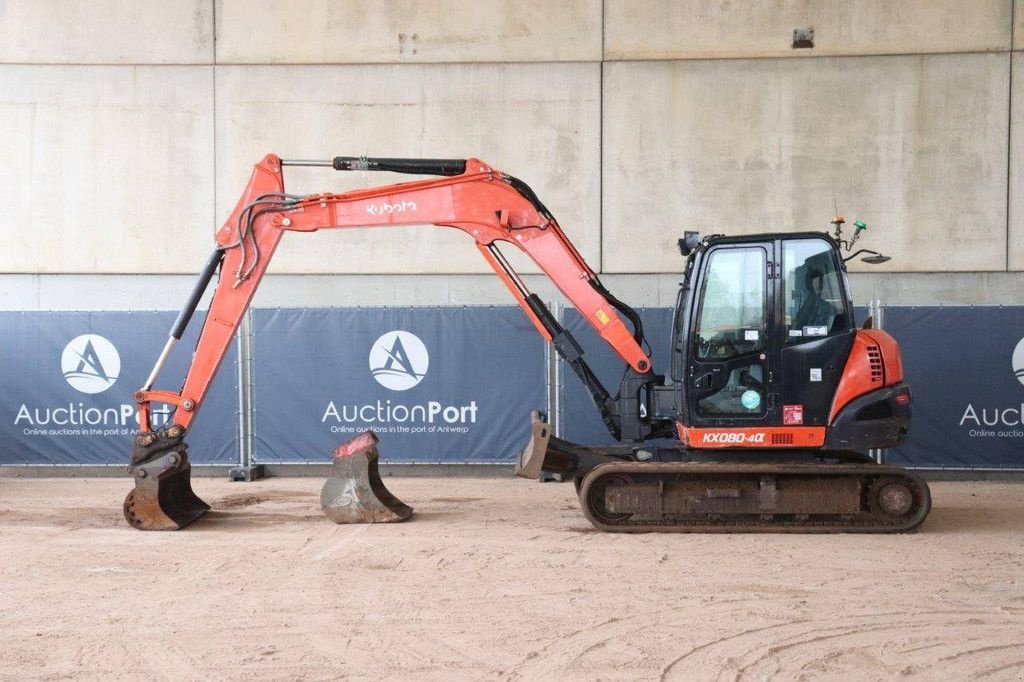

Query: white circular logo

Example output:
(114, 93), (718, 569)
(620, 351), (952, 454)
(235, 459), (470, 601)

(369, 330), (428, 391)
(741, 389), (761, 410)
(61, 334), (121, 394)
(1013, 337), (1024, 387)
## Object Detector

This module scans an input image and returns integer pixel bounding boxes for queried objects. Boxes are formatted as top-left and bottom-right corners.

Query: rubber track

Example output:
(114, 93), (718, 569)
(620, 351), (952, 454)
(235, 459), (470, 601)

(578, 461), (931, 534)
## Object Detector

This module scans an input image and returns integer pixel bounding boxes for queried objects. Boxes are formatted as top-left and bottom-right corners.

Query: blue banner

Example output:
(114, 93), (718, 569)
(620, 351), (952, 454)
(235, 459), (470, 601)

(249, 307), (546, 463)
(884, 306), (1024, 469)
(0, 311), (239, 465)
(2, 305), (1019, 471)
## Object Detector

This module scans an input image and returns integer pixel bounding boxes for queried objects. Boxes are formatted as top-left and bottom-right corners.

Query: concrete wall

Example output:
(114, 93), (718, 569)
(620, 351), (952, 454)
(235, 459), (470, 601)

(605, 0), (1011, 59)
(2, 0), (1022, 308)
(215, 63), (600, 274)
(215, 0), (602, 63)
(604, 53), (1010, 274)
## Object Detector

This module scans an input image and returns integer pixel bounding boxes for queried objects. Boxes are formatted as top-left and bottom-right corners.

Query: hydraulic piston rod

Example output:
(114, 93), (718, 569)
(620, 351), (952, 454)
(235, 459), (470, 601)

(142, 248), (224, 390)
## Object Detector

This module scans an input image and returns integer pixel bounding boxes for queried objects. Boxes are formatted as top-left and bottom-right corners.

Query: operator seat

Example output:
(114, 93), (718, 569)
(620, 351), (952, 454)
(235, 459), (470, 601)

(793, 267), (838, 331)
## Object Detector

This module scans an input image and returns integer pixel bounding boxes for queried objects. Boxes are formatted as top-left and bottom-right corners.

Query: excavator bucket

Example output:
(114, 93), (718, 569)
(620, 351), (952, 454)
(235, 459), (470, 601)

(320, 431), (413, 524)
(516, 410), (623, 481)
(515, 411), (553, 480)
(123, 436), (210, 530)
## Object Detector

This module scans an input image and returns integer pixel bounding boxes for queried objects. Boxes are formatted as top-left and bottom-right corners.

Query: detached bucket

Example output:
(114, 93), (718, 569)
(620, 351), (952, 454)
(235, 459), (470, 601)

(124, 445), (210, 530)
(320, 431), (413, 524)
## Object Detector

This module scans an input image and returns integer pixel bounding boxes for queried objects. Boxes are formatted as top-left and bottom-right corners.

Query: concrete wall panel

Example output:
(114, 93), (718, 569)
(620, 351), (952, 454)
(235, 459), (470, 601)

(603, 54), (1009, 273)
(606, 0), (1011, 60)
(1008, 53), (1024, 269)
(0, 66), (214, 274)
(216, 0), (601, 64)
(0, 1), (213, 64)
(215, 63), (600, 275)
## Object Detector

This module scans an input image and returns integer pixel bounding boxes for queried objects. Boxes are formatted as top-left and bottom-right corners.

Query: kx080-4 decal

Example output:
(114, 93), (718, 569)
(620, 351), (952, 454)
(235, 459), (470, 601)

(701, 432), (767, 445)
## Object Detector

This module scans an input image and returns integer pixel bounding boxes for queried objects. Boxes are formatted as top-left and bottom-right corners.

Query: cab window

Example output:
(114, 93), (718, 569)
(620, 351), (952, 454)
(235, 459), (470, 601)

(783, 238), (850, 341)
(695, 247), (766, 361)
(693, 247), (767, 417)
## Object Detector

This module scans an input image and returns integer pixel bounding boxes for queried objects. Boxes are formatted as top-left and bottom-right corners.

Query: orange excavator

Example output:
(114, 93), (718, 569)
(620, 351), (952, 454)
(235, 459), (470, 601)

(125, 154), (930, 532)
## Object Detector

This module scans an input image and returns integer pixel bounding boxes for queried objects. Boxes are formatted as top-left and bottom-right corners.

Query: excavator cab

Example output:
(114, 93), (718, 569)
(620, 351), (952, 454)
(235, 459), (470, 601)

(671, 233), (858, 434)
(665, 230), (916, 456)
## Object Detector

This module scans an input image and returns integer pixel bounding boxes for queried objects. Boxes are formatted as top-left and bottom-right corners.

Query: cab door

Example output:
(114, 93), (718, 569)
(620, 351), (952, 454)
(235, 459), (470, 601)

(685, 243), (778, 427)
(777, 237), (857, 427)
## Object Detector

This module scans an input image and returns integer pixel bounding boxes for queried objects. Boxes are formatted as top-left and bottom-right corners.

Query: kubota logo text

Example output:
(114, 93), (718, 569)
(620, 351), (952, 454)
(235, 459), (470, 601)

(61, 334), (120, 394)
(701, 432), (766, 445)
(366, 200), (417, 216)
(369, 331), (428, 391)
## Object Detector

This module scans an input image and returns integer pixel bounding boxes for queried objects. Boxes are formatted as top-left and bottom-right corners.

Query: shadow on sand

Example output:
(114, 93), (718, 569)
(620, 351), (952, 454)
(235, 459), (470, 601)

(919, 503), (1024, 534)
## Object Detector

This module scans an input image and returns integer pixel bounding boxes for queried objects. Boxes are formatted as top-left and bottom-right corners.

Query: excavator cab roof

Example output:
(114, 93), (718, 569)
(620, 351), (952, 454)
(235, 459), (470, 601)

(680, 231), (848, 277)
(696, 230), (841, 249)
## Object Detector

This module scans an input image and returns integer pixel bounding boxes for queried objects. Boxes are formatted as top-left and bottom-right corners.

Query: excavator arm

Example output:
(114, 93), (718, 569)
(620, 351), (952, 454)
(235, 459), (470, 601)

(136, 154), (660, 438)
(125, 154), (670, 529)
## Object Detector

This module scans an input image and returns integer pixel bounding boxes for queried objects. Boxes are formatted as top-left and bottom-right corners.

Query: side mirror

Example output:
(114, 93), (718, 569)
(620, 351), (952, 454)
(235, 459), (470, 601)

(678, 231), (701, 256)
(842, 248), (890, 265)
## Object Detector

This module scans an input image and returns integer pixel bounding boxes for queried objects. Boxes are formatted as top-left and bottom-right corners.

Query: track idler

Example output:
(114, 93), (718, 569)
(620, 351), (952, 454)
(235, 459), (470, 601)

(123, 426), (210, 530)
(320, 431), (413, 524)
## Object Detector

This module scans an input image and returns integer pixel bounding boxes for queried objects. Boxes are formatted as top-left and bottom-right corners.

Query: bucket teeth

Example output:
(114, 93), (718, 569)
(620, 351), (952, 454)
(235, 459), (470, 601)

(321, 431), (413, 524)
(123, 442), (210, 530)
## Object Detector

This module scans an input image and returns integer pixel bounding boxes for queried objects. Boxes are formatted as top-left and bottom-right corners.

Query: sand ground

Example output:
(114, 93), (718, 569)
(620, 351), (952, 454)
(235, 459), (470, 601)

(0, 476), (1022, 680)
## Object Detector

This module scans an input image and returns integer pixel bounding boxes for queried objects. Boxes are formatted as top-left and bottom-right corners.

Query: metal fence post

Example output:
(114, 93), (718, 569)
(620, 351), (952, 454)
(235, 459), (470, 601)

(875, 299), (884, 464)
(544, 307), (553, 431)
(550, 301), (562, 439)
(229, 308), (264, 481)
(537, 301), (563, 482)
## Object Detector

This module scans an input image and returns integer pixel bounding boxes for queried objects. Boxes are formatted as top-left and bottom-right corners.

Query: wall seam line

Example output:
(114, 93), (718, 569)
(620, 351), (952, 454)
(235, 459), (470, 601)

(1008, 0), (1015, 273)
(600, 48), (1011, 64)
(212, 0), (218, 240)
(0, 52), (1011, 69)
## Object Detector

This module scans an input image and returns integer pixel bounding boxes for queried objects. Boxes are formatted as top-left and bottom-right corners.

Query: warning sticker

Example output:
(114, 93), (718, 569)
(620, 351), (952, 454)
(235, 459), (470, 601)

(783, 404), (804, 425)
